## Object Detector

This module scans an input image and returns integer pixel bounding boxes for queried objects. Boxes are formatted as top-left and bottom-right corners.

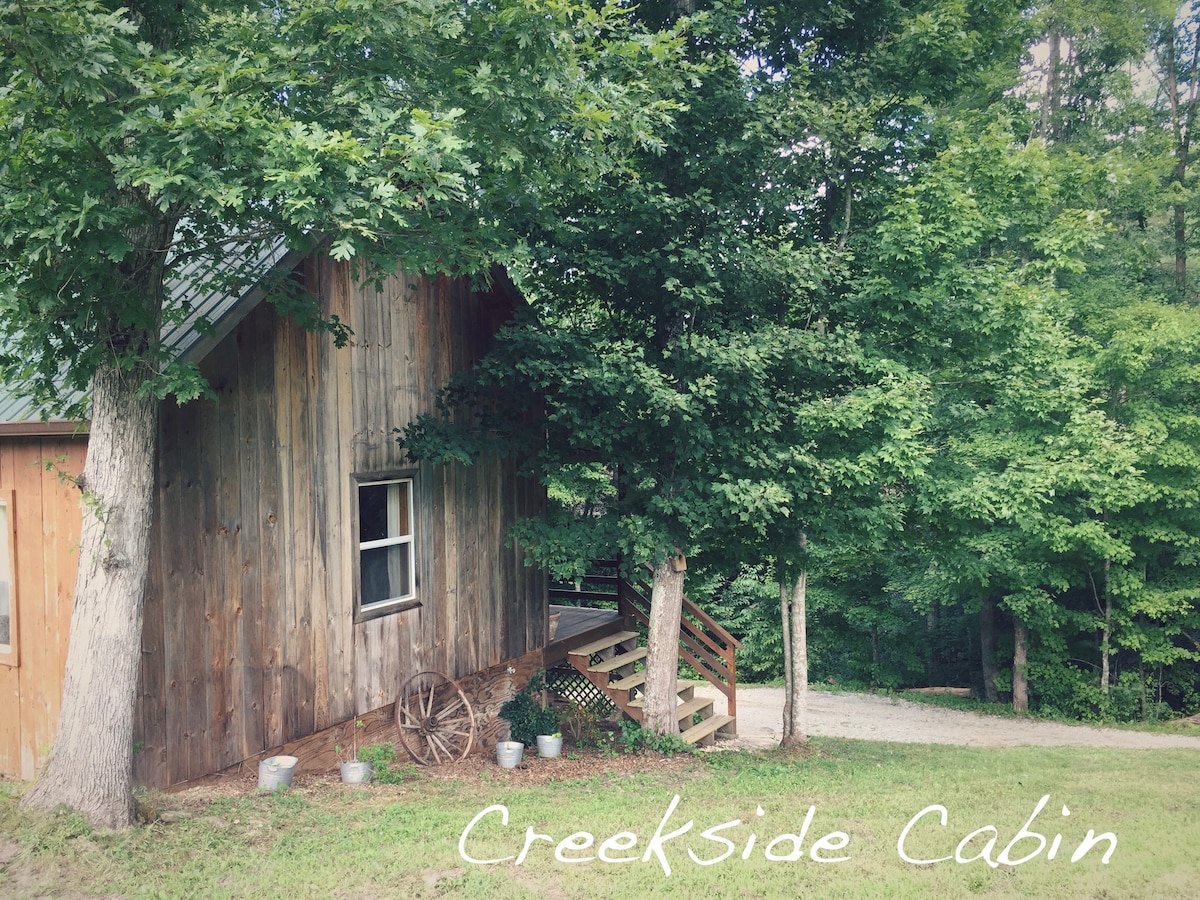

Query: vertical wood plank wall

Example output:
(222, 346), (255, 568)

(0, 436), (85, 781)
(134, 261), (546, 787)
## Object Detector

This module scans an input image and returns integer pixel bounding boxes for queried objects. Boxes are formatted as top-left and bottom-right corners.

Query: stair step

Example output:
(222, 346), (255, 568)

(627, 685), (707, 711)
(681, 714), (736, 746)
(589, 647), (648, 674)
(568, 631), (640, 658)
(674, 696), (714, 723)
(609, 669), (647, 692)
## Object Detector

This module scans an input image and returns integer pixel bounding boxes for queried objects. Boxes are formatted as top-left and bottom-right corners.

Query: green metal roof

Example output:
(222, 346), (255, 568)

(0, 234), (303, 428)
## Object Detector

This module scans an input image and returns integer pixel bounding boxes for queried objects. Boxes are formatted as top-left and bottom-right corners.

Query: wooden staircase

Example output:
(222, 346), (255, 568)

(555, 568), (740, 747)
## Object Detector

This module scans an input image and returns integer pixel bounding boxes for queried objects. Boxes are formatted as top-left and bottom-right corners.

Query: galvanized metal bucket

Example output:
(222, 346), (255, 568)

(495, 741), (524, 768)
(536, 735), (563, 758)
(258, 755), (298, 790)
(339, 760), (373, 784)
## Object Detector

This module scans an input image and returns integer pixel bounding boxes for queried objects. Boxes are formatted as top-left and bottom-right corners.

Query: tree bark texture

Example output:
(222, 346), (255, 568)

(1039, 22), (1062, 140)
(1100, 558), (1112, 696)
(780, 563), (809, 749)
(980, 596), (999, 703)
(1012, 619), (1029, 714)
(641, 555), (686, 735)
(20, 360), (159, 829)
(1163, 20), (1200, 301)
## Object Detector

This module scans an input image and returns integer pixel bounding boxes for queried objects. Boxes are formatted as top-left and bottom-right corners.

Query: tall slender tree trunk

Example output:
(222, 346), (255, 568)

(1163, 19), (1200, 301)
(980, 596), (999, 703)
(20, 360), (159, 829)
(1012, 619), (1029, 714)
(781, 579), (793, 735)
(870, 623), (879, 690)
(779, 541), (808, 749)
(1100, 558), (1112, 696)
(641, 553), (686, 735)
(1039, 20), (1062, 140)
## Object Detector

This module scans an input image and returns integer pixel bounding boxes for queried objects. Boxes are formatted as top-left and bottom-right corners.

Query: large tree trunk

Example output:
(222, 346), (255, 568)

(779, 560), (808, 750)
(980, 596), (999, 703)
(20, 359), (159, 829)
(641, 554), (686, 735)
(1012, 619), (1029, 714)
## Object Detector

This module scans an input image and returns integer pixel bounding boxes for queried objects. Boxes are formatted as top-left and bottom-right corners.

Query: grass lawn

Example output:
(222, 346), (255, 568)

(1, 739), (1196, 899)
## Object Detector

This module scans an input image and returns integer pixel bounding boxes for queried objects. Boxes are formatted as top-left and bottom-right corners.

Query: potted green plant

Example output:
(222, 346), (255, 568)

(500, 670), (561, 761)
(337, 719), (373, 783)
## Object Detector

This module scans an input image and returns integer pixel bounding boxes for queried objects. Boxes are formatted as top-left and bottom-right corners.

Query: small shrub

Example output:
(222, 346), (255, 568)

(500, 671), (561, 745)
(561, 700), (604, 748)
(356, 742), (414, 784)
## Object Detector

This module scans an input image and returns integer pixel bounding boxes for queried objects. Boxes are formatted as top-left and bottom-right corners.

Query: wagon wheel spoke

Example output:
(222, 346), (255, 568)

(425, 734), (443, 764)
(438, 695), (466, 717)
(397, 701), (419, 725)
(395, 670), (477, 766)
(423, 683), (436, 719)
(436, 718), (473, 739)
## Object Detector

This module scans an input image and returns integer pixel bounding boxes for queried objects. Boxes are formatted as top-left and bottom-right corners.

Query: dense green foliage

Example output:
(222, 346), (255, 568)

(402, 0), (1200, 724)
(0, 0), (681, 411)
(499, 671), (561, 745)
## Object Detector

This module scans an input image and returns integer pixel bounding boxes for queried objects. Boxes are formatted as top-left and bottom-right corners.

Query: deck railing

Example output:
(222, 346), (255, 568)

(548, 561), (741, 720)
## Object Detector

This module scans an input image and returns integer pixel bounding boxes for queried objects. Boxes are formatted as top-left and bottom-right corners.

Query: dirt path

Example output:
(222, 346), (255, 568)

(695, 685), (1200, 750)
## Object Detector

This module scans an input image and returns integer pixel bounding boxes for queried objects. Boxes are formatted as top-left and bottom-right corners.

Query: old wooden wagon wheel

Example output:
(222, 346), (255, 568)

(395, 670), (476, 765)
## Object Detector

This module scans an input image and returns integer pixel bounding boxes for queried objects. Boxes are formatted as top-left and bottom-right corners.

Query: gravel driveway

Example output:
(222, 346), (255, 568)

(695, 685), (1200, 750)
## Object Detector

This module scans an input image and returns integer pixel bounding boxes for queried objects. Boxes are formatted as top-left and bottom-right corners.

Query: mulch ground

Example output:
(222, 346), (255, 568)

(156, 745), (703, 817)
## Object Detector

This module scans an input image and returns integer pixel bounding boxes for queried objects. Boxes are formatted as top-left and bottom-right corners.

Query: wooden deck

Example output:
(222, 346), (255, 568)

(542, 604), (623, 667)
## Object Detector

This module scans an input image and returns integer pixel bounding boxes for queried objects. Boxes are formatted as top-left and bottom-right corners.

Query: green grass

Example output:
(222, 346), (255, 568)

(2, 740), (1197, 899)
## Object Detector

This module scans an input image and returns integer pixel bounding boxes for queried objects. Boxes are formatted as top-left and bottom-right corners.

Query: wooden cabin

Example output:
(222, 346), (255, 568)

(0, 242), (549, 787)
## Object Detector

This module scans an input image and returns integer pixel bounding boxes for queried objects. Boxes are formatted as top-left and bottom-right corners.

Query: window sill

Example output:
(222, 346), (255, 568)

(355, 598), (422, 624)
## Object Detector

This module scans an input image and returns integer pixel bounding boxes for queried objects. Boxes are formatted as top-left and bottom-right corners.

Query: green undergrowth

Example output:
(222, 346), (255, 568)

(891, 688), (1200, 734)
(2, 741), (1197, 899)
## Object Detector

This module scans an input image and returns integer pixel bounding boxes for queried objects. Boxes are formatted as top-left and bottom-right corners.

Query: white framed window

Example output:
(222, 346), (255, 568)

(356, 477), (417, 619)
(0, 492), (16, 667)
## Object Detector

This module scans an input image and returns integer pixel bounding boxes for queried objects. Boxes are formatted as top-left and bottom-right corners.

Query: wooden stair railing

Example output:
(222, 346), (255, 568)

(619, 567), (741, 724)
(551, 562), (741, 745)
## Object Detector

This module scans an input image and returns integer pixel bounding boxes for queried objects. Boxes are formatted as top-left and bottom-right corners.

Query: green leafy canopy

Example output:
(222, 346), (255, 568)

(0, 0), (683, 416)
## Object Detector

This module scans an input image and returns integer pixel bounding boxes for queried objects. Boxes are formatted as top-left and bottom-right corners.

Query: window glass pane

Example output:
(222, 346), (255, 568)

(360, 543), (412, 607)
(359, 483), (390, 543)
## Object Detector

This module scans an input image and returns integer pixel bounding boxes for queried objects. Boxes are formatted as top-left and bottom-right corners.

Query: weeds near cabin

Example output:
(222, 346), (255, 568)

(354, 742), (415, 784)
(561, 700), (605, 749)
(616, 719), (694, 757)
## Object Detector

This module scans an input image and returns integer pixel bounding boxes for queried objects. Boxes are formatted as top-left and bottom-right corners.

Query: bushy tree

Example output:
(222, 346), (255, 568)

(0, 0), (679, 827)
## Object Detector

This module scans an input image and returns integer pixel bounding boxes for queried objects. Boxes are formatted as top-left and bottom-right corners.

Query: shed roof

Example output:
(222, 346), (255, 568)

(0, 235), (303, 432)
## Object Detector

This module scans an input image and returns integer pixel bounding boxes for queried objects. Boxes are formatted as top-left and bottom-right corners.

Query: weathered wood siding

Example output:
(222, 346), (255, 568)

(134, 260), (546, 787)
(0, 436), (86, 781)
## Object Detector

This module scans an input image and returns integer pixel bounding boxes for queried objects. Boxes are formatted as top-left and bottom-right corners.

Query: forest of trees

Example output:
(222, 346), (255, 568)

(402, 0), (1200, 726)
